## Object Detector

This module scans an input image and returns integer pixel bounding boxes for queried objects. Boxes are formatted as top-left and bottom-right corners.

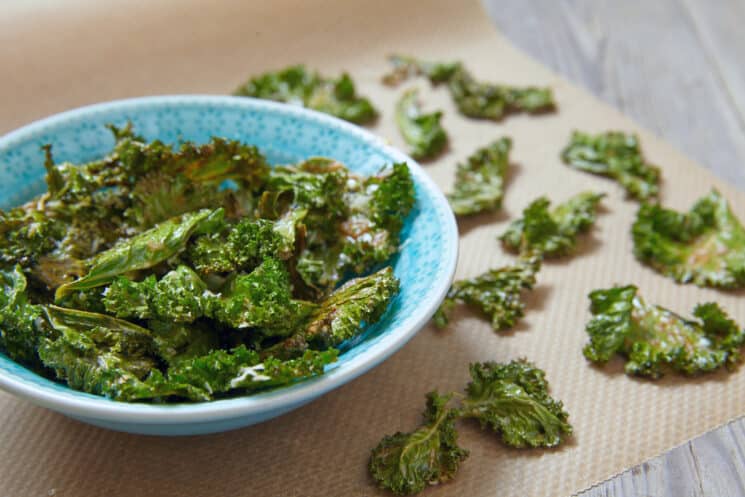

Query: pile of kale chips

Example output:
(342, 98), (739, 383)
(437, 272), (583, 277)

(0, 125), (414, 402)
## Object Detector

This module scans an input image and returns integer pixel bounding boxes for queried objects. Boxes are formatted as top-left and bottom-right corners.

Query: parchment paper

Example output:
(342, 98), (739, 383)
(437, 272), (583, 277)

(2, 1), (744, 496)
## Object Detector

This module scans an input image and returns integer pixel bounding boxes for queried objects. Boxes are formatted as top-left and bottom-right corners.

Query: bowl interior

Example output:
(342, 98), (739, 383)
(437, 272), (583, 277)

(0, 96), (457, 421)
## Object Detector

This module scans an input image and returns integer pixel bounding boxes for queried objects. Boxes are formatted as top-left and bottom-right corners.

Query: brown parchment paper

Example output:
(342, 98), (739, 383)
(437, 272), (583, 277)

(1, 1), (744, 496)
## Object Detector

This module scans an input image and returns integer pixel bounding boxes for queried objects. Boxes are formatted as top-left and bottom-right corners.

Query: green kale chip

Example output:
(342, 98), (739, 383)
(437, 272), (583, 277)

(369, 360), (571, 494)
(0, 266), (48, 364)
(38, 305), (158, 399)
(500, 191), (605, 257)
(233, 65), (377, 124)
(447, 67), (554, 120)
(632, 190), (745, 289)
(187, 213), (305, 275)
(341, 163), (415, 274)
(266, 158), (349, 241)
(561, 131), (660, 200)
(583, 285), (745, 378)
(103, 265), (214, 323)
(268, 266), (399, 358)
(55, 208), (224, 300)
(267, 160), (412, 296)
(148, 320), (218, 367)
(447, 137), (512, 216)
(434, 256), (540, 332)
(382, 55), (461, 86)
(395, 88), (448, 161)
(459, 359), (572, 448)
(369, 392), (468, 496)
(0, 208), (66, 269)
(383, 56), (555, 120)
(211, 258), (316, 337)
(116, 347), (338, 402)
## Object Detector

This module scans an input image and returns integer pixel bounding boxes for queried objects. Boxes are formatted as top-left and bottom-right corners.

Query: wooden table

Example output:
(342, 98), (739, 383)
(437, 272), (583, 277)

(484, 1), (745, 494)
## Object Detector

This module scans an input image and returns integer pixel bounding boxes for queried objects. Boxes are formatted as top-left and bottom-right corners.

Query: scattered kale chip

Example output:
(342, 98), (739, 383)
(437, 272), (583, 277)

(370, 360), (571, 495)
(395, 88), (448, 160)
(460, 359), (572, 448)
(632, 190), (745, 289)
(369, 392), (468, 496)
(448, 138), (512, 216)
(583, 285), (745, 378)
(234, 65), (377, 124)
(561, 131), (660, 200)
(501, 191), (605, 257)
(434, 256), (540, 332)
(383, 55), (555, 120)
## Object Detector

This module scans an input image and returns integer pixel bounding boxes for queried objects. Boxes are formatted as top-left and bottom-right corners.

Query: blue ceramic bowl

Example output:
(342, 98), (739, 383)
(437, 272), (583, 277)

(0, 96), (458, 435)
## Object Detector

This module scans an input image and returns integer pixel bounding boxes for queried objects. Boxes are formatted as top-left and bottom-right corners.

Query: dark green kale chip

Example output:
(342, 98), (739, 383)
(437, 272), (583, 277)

(0, 266), (48, 364)
(583, 285), (745, 378)
(395, 88), (448, 161)
(233, 65), (377, 124)
(447, 67), (554, 120)
(448, 137), (512, 216)
(103, 265), (214, 323)
(632, 190), (745, 289)
(55, 208), (224, 300)
(383, 55), (555, 120)
(460, 359), (572, 448)
(267, 266), (399, 359)
(369, 360), (571, 495)
(211, 258), (316, 337)
(369, 392), (468, 496)
(561, 131), (660, 200)
(500, 191), (605, 257)
(434, 256), (540, 332)
(115, 347), (338, 402)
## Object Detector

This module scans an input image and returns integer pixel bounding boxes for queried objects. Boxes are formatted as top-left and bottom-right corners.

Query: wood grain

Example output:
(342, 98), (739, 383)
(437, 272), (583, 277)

(482, 0), (745, 495)
(483, 0), (745, 191)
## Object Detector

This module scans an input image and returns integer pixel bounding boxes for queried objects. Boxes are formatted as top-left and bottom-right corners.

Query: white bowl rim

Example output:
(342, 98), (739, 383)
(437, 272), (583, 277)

(0, 95), (459, 424)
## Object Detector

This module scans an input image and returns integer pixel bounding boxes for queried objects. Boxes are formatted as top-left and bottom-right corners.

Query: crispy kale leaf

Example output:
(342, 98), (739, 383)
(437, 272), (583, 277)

(125, 137), (268, 227)
(211, 258), (316, 337)
(267, 266), (399, 358)
(55, 208), (224, 300)
(383, 56), (554, 120)
(369, 392), (469, 496)
(266, 160), (412, 296)
(116, 346), (338, 402)
(632, 190), (745, 289)
(103, 265), (214, 323)
(38, 305), (158, 398)
(501, 192), (605, 257)
(382, 55), (461, 86)
(148, 320), (218, 367)
(583, 285), (745, 378)
(0, 266), (48, 364)
(187, 214), (305, 275)
(395, 88), (447, 161)
(233, 65), (377, 124)
(341, 163), (416, 274)
(434, 256), (540, 332)
(369, 360), (571, 494)
(562, 131), (660, 200)
(447, 67), (554, 120)
(459, 359), (572, 448)
(447, 137), (511, 216)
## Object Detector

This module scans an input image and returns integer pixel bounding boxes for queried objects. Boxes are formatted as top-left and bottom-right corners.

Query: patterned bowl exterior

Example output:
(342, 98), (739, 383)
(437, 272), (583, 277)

(0, 96), (458, 435)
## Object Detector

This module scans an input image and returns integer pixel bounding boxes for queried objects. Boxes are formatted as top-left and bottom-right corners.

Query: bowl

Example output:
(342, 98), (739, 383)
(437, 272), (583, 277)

(0, 96), (458, 435)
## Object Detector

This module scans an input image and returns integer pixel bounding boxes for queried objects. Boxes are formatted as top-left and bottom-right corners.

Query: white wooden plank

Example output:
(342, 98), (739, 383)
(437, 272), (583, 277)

(482, 0), (745, 190)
